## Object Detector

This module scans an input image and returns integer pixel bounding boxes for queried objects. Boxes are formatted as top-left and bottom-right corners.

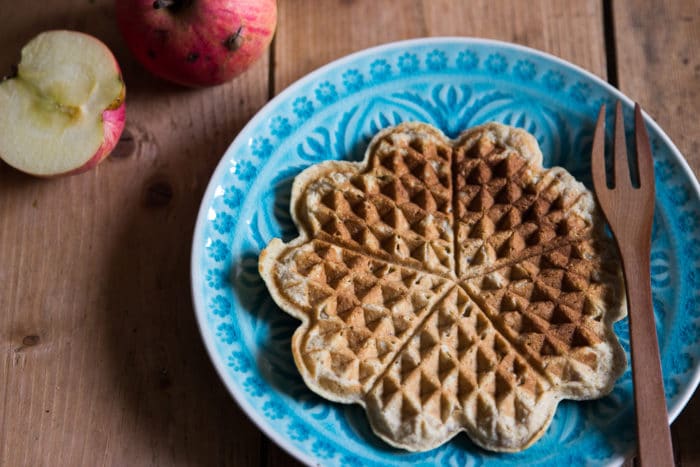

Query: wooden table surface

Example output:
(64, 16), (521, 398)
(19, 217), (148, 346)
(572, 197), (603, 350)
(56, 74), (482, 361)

(1, 1), (699, 465)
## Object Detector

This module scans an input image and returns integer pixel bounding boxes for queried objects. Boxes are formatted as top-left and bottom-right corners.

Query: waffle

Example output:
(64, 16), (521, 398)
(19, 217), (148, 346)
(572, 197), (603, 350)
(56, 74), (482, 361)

(259, 122), (626, 452)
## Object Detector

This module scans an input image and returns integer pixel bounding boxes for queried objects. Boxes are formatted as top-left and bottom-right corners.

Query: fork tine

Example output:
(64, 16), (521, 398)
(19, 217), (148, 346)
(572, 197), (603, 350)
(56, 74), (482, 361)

(635, 103), (655, 193)
(614, 101), (632, 188)
(591, 104), (607, 193)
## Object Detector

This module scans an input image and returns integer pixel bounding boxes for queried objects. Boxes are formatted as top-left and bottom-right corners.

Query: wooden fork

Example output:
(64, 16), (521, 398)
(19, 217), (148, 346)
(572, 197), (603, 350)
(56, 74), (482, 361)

(591, 102), (674, 467)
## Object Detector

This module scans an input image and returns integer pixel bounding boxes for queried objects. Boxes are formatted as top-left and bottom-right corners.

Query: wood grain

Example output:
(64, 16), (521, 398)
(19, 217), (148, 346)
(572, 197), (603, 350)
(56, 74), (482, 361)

(613, 2), (700, 466)
(1, 0), (698, 465)
(614, 0), (700, 177)
(274, 0), (608, 92)
(0, 1), (268, 466)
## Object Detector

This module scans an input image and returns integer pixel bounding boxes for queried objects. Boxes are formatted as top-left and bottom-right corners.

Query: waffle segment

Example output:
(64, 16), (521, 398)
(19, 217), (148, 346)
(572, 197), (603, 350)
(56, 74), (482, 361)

(365, 286), (558, 451)
(261, 239), (454, 401)
(463, 238), (626, 399)
(293, 125), (455, 276)
(453, 125), (596, 278)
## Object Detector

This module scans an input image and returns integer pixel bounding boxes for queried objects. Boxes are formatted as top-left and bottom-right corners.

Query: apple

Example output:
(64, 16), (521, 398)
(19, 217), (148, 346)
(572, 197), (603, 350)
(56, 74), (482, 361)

(115, 0), (277, 87)
(0, 30), (126, 177)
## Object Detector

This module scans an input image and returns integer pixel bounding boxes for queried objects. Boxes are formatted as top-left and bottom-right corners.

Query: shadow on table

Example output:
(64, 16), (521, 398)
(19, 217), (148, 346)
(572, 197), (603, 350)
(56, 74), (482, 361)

(94, 8), (268, 464)
(100, 162), (263, 465)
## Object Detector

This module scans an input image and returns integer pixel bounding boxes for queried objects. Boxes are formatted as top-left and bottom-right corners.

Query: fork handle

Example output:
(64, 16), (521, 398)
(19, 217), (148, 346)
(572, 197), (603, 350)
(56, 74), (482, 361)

(620, 251), (674, 467)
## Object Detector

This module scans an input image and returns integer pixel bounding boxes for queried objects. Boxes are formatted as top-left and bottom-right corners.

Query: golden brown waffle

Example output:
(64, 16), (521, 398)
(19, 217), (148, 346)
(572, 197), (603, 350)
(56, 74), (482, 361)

(454, 125), (595, 278)
(292, 124), (454, 276)
(259, 122), (626, 452)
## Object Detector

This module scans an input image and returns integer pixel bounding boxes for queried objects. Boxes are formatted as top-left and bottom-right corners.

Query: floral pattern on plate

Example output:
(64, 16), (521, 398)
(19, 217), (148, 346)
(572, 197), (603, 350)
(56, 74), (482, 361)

(192, 38), (700, 466)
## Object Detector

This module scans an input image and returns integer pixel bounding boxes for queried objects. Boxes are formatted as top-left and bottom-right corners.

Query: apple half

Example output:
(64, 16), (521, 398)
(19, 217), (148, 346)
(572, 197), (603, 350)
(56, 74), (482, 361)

(0, 30), (126, 177)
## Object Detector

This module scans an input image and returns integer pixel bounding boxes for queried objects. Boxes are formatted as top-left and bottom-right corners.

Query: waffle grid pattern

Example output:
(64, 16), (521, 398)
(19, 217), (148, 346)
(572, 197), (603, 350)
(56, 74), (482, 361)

(260, 122), (625, 452)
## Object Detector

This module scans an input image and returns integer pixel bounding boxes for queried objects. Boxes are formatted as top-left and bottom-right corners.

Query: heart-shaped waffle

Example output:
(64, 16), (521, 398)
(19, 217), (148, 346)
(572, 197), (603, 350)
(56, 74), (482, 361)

(259, 122), (626, 452)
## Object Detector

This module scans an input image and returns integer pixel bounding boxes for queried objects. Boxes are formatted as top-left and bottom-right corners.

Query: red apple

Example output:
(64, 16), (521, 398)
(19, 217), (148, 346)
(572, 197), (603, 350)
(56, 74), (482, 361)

(0, 30), (126, 177)
(115, 0), (277, 87)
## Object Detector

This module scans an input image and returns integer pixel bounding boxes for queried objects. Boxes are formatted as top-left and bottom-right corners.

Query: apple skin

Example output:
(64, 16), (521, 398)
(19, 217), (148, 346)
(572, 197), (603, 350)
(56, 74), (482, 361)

(63, 102), (126, 176)
(64, 38), (126, 177)
(63, 34), (127, 177)
(115, 0), (277, 87)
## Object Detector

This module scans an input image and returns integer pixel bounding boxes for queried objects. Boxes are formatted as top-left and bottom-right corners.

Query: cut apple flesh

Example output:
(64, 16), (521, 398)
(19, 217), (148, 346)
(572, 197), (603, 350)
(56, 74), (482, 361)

(0, 31), (124, 176)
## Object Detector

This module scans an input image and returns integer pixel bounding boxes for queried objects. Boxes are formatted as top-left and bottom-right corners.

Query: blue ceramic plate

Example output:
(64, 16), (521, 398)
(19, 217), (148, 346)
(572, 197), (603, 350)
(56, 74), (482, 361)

(191, 38), (700, 466)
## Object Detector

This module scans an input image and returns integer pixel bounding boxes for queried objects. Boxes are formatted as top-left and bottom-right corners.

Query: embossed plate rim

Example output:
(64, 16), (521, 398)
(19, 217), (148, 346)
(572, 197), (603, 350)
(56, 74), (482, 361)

(191, 37), (700, 466)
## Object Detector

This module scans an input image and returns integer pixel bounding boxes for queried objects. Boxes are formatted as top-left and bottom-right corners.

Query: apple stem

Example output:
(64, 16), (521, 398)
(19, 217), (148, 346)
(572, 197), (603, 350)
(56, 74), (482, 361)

(152, 0), (192, 10)
(224, 26), (244, 51)
(153, 0), (175, 8)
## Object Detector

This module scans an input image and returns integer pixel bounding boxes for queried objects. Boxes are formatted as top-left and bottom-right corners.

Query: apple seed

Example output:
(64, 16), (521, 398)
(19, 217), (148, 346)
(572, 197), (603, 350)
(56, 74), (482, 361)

(2, 64), (18, 81)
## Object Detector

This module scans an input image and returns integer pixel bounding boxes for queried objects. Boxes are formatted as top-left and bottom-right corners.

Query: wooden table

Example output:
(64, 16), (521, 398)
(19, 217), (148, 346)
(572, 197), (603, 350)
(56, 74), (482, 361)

(1, 1), (698, 465)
